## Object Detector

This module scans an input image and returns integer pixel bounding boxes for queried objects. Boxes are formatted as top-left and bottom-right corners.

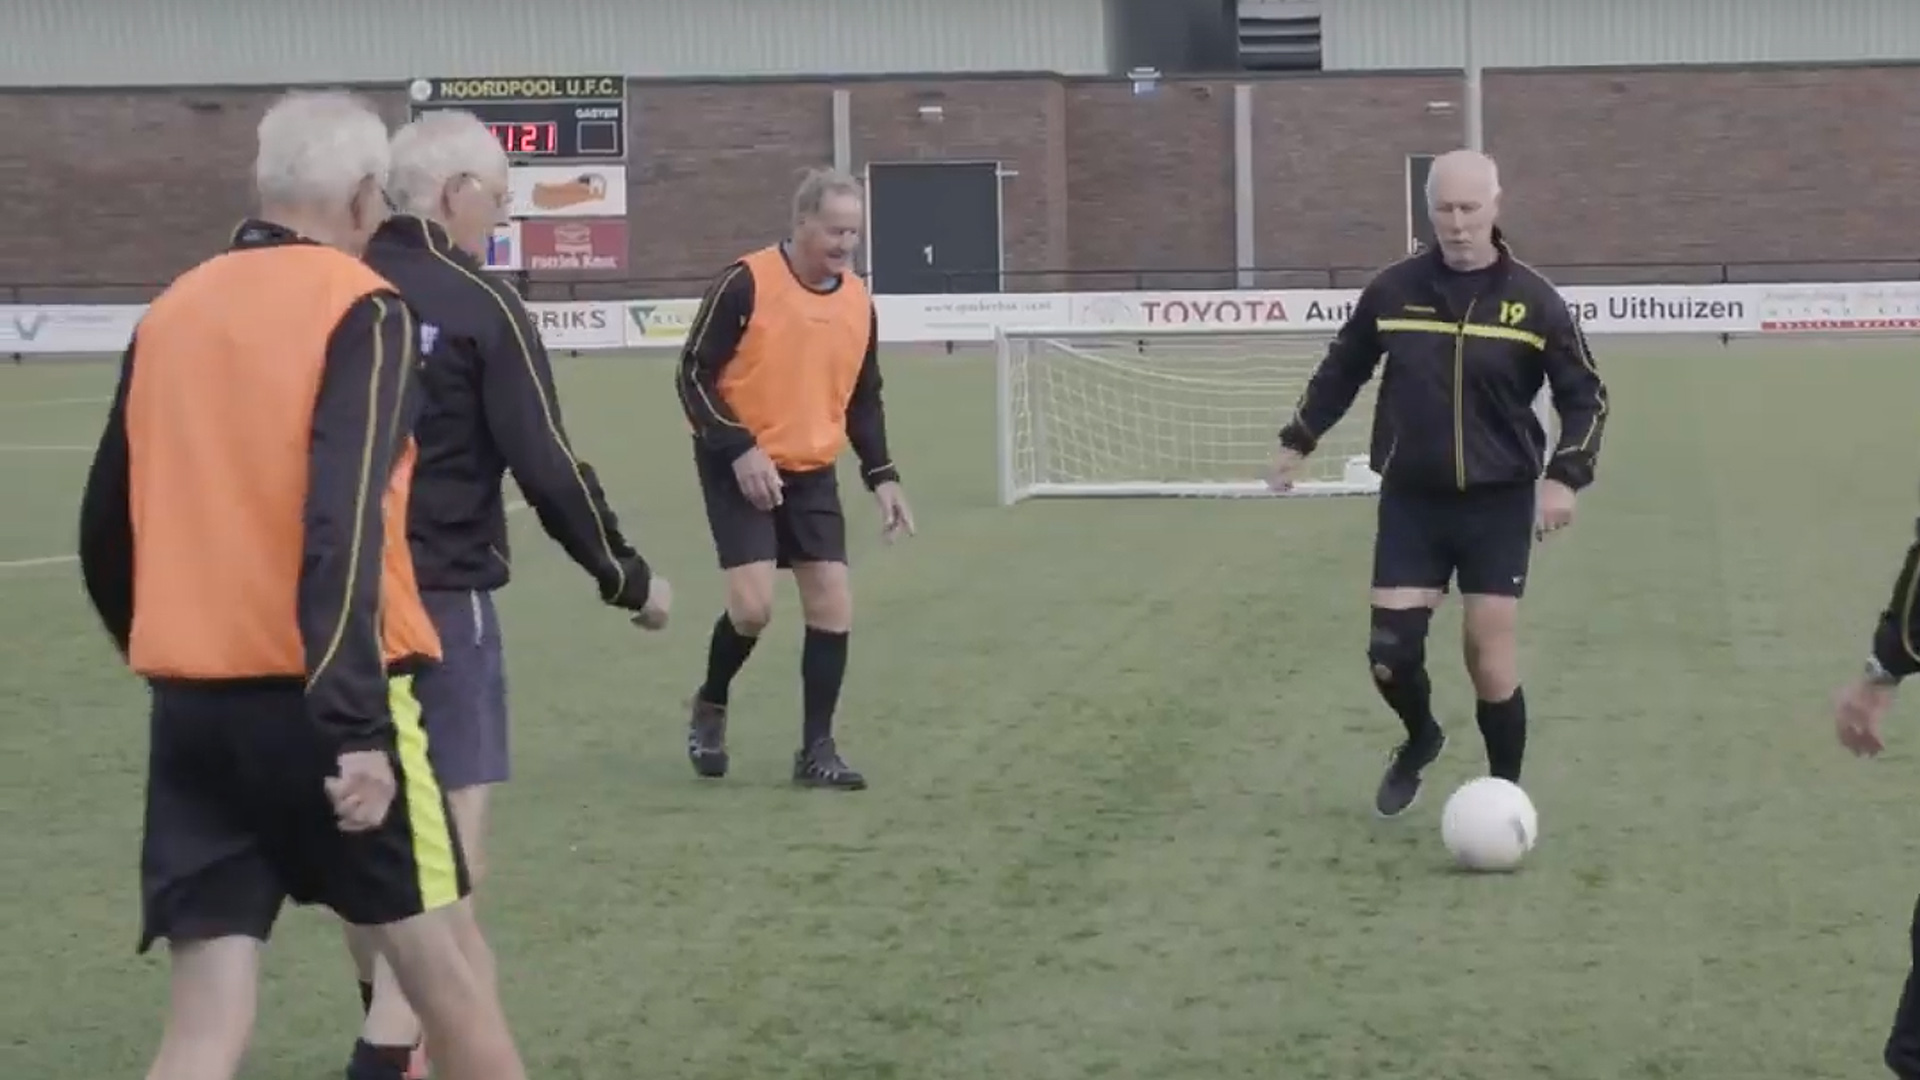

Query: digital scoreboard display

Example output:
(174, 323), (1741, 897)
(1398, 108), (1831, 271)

(407, 76), (626, 160)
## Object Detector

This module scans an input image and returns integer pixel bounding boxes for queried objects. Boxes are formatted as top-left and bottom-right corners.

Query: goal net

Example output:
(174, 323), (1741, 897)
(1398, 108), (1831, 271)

(995, 325), (1557, 505)
(996, 325), (1381, 504)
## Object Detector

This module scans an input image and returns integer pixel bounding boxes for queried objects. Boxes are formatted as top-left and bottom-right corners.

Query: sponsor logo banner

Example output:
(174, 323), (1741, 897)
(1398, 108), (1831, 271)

(523, 219), (628, 272)
(0, 305), (142, 353)
(524, 301), (625, 350)
(624, 298), (699, 344)
(12, 282), (1920, 354)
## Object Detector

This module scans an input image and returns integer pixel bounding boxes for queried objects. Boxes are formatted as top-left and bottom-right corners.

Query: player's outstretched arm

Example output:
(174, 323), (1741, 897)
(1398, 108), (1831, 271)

(77, 340), (137, 655)
(1540, 298), (1609, 491)
(1277, 283), (1386, 455)
(299, 293), (417, 752)
(477, 274), (652, 609)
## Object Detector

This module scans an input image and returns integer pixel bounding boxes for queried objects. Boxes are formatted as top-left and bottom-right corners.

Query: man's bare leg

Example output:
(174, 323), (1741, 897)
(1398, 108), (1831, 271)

(1461, 592), (1527, 782)
(145, 936), (260, 1080)
(351, 785), (495, 1078)
(345, 921), (378, 1006)
(369, 897), (525, 1080)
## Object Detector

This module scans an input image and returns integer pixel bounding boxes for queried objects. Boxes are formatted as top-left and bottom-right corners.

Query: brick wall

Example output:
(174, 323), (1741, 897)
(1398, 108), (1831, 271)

(2, 65), (1915, 301)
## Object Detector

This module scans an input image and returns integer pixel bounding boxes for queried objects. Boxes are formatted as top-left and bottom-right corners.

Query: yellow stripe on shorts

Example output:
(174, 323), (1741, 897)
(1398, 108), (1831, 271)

(388, 674), (461, 911)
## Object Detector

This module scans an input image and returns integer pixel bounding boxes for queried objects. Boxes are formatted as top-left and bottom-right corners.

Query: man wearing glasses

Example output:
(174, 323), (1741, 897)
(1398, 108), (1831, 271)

(343, 109), (671, 1080)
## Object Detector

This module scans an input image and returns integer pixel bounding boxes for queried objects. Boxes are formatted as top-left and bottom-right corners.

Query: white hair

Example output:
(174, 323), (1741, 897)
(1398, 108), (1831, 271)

(254, 90), (390, 208)
(387, 110), (509, 217)
(792, 166), (862, 225)
(1426, 152), (1501, 208)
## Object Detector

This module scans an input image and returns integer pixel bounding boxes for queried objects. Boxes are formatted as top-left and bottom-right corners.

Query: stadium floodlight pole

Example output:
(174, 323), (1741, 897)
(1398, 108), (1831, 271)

(1463, 0), (1484, 151)
(1459, 0), (1554, 442)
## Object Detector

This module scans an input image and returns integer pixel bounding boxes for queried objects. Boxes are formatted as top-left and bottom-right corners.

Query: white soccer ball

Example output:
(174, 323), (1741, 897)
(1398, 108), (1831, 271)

(1440, 777), (1538, 872)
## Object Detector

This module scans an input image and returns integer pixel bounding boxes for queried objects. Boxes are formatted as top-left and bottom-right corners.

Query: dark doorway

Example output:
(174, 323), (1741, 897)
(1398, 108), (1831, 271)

(1405, 154), (1437, 255)
(865, 161), (1002, 294)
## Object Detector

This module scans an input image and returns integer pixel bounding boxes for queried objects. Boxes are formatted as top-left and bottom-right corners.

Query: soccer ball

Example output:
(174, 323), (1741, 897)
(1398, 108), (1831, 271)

(1440, 777), (1538, 872)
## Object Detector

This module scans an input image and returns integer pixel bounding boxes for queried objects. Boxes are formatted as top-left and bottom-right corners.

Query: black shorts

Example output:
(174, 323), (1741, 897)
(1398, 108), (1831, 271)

(138, 674), (469, 952)
(1371, 482), (1536, 598)
(694, 444), (848, 569)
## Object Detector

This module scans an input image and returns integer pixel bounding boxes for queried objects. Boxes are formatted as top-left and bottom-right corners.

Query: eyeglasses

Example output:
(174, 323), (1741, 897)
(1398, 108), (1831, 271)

(459, 174), (510, 210)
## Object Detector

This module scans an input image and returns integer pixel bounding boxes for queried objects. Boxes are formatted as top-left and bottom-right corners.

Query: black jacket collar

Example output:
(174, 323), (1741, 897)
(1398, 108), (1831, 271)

(368, 214), (483, 271)
(228, 218), (317, 251)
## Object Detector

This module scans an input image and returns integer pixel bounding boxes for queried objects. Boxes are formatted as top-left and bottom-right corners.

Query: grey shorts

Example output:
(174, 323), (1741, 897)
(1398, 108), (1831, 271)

(415, 589), (510, 790)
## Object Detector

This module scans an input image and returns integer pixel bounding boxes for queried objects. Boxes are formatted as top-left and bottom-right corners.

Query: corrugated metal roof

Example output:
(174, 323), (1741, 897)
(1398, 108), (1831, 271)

(1324, 0), (1920, 70)
(1, 0), (1112, 87)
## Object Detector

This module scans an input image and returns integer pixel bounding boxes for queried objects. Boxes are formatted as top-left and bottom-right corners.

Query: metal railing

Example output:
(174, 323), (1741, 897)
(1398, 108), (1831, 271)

(4, 257), (1918, 305)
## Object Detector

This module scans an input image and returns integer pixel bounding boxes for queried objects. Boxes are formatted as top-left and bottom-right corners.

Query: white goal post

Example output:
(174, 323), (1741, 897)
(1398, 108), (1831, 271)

(993, 324), (1557, 505)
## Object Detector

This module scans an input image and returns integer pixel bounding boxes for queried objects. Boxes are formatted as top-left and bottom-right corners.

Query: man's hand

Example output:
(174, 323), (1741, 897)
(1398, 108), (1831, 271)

(1536, 478), (1577, 539)
(874, 481), (915, 542)
(1267, 445), (1305, 493)
(732, 447), (783, 511)
(1835, 675), (1898, 757)
(324, 750), (396, 832)
(631, 575), (672, 630)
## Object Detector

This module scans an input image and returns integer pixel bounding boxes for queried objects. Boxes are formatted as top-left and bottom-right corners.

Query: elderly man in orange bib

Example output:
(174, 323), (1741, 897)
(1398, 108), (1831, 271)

(672, 166), (914, 791)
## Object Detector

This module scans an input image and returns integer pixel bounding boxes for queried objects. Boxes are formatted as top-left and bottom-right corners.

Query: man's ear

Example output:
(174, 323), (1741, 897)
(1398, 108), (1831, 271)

(350, 175), (385, 232)
(441, 175), (466, 219)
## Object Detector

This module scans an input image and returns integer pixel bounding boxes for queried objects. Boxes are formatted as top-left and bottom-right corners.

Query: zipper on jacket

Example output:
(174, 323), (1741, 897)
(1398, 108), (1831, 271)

(1453, 298), (1475, 490)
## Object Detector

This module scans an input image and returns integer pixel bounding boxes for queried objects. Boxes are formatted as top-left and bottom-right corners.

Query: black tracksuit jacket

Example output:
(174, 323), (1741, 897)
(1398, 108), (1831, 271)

(362, 215), (651, 608)
(1279, 236), (1609, 494)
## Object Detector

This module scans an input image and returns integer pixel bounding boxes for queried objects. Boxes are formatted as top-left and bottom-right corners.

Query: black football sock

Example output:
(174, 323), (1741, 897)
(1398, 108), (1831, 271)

(801, 627), (850, 747)
(698, 613), (760, 706)
(1476, 687), (1528, 782)
(358, 978), (374, 1014)
(347, 1039), (412, 1080)
(1372, 667), (1441, 746)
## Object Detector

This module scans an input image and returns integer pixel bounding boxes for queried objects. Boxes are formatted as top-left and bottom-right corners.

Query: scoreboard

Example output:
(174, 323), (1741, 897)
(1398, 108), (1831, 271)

(406, 76), (627, 161)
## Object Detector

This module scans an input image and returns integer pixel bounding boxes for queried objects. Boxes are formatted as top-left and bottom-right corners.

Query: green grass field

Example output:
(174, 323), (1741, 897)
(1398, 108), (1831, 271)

(5, 336), (1920, 1079)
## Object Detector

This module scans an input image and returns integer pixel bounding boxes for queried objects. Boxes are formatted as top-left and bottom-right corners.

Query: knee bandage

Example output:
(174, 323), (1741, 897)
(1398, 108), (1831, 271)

(1367, 606), (1433, 684)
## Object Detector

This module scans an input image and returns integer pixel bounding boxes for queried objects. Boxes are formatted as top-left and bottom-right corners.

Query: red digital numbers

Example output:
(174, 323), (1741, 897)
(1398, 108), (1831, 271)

(487, 122), (557, 155)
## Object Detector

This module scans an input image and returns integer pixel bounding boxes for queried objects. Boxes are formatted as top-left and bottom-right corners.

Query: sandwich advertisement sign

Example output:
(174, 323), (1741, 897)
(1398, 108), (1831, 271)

(508, 165), (628, 218)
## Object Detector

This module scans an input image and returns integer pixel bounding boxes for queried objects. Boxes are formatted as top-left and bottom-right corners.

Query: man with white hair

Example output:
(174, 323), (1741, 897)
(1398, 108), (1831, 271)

(1267, 148), (1610, 818)
(340, 108), (670, 1080)
(677, 166), (913, 790)
(75, 90), (528, 1080)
